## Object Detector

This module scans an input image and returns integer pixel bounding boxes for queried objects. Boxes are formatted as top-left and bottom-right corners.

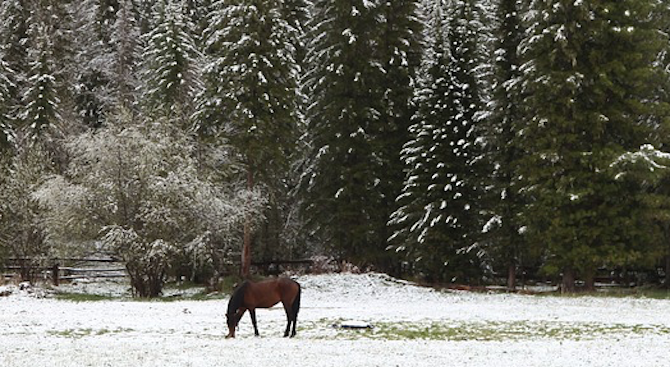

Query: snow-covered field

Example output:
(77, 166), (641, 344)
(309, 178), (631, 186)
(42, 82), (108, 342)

(1, 273), (669, 367)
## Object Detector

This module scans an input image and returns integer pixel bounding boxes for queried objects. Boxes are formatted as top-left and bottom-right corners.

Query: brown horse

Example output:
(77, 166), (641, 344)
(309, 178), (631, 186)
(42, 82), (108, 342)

(225, 277), (301, 338)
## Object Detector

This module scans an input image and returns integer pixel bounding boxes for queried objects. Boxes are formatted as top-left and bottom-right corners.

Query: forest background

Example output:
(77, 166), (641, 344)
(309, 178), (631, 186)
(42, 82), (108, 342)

(1, 0), (670, 297)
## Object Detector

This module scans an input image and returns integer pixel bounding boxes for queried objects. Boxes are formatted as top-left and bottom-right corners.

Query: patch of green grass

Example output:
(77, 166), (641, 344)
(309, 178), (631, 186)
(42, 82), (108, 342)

(54, 293), (117, 302)
(48, 328), (94, 338)
(49, 327), (135, 339)
(317, 319), (670, 341)
(533, 287), (670, 300)
(596, 288), (670, 300)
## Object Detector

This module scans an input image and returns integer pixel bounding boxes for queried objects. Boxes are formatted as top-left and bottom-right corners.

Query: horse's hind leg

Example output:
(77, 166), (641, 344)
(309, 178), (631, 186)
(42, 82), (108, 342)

(282, 303), (292, 337)
(290, 316), (297, 338)
(249, 309), (259, 336)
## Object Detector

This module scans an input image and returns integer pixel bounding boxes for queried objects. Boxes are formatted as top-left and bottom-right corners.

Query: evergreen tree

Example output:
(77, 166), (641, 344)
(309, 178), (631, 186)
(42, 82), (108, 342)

(141, 0), (202, 120)
(71, 0), (111, 129)
(484, 0), (527, 289)
(110, 0), (142, 111)
(0, 1), (31, 81)
(21, 22), (61, 139)
(657, 1), (670, 288)
(518, 0), (666, 291)
(197, 0), (300, 277)
(0, 57), (15, 152)
(134, 0), (155, 35)
(374, 0), (423, 271)
(29, 0), (77, 114)
(301, 0), (387, 266)
(183, 0), (215, 42)
(95, 0), (121, 46)
(281, 0), (310, 69)
(389, 0), (485, 283)
(0, 0), (31, 139)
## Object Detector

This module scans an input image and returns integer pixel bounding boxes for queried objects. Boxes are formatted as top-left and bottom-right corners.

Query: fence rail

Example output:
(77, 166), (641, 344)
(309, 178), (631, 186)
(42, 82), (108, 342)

(3, 257), (315, 285)
(3, 257), (125, 285)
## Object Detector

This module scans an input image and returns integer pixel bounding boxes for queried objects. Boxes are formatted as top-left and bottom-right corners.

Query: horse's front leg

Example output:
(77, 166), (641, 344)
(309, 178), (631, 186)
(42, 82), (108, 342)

(249, 309), (259, 336)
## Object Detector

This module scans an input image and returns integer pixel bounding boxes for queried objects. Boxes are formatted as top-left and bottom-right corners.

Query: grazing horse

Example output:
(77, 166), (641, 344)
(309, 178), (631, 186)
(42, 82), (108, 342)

(226, 277), (301, 338)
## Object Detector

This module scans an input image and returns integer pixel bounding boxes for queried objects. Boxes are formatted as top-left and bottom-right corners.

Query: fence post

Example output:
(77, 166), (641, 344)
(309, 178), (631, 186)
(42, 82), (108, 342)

(52, 263), (59, 286)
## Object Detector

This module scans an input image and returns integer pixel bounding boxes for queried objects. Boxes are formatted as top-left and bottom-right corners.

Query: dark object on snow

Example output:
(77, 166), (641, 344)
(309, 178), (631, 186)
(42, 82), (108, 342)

(334, 321), (374, 329)
(226, 277), (301, 338)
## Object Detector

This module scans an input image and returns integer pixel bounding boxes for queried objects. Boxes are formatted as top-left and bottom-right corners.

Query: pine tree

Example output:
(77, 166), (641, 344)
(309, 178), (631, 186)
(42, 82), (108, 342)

(183, 0), (215, 42)
(281, 0), (309, 68)
(301, 0), (387, 266)
(389, 0), (485, 283)
(110, 0), (142, 111)
(21, 23), (61, 139)
(0, 57), (15, 151)
(0, 0), (31, 139)
(0, 1), (31, 81)
(197, 0), (300, 277)
(31, 0), (77, 112)
(71, 0), (111, 129)
(518, 0), (666, 291)
(141, 0), (202, 120)
(374, 0), (423, 271)
(484, 0), (527, 289)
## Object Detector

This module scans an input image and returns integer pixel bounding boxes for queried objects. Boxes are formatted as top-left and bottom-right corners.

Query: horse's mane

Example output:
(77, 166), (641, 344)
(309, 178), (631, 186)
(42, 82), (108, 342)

(227, 281), (249, 315)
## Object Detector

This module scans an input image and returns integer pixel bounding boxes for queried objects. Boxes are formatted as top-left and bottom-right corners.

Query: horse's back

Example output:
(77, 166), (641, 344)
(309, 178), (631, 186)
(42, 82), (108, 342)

(246, 278), (299, 308)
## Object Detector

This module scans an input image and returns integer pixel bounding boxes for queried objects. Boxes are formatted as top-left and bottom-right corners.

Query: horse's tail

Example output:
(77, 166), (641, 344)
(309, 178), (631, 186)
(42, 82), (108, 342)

(292, 281), (301, 319)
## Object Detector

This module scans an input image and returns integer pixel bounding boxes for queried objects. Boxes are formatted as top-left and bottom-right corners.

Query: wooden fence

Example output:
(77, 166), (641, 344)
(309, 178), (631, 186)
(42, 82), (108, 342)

(3, 257), (126, 285)
(3, 257), (315, 285)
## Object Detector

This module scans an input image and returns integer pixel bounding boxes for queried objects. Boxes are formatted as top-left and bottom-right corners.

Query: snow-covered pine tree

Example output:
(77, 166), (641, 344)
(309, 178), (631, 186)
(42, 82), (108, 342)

(183, 0), (215, 43)
(0, 0), (31, 145)
(373, 0), (423, 270)
(656, 1), (670, 288)
(301, 0), (389, 266)
(110, 0), (142, 111)
(281, 0), (309, 68)
(21, 22), (61, 139)
(197, 0), (300, 277)
(31, 0), (77, 116)
(389, 0), (485, 283)
(134, 0), (155, 34)
(70, 0), (112, 129)
(518, 0), (667, 292)
(0, 1), (31, 80)
(483, 0), (527, 290)
(141, 0), (202, 120)
(0, 57), (15, 152)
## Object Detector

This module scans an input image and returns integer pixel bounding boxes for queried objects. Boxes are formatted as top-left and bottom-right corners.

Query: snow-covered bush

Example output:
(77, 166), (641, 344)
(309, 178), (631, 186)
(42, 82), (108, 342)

(34, 111), (265, 297)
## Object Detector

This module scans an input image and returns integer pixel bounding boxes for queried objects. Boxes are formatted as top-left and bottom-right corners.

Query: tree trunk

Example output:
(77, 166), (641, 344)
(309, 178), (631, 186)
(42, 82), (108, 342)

(241, 167), (254, 279)
(584, 268), (596, 292)
(507, 263), (516, 291)
(561, 267), (576, 293)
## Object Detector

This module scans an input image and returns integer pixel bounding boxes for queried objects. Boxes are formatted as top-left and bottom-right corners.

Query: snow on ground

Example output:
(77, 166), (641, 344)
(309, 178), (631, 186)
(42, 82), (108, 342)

(1, 273), (669, 367)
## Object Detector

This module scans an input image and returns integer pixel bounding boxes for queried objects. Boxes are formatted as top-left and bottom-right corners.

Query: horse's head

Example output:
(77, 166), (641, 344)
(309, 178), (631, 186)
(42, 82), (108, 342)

(225, 310), (241, 338)
(225, 281), (249, 338)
